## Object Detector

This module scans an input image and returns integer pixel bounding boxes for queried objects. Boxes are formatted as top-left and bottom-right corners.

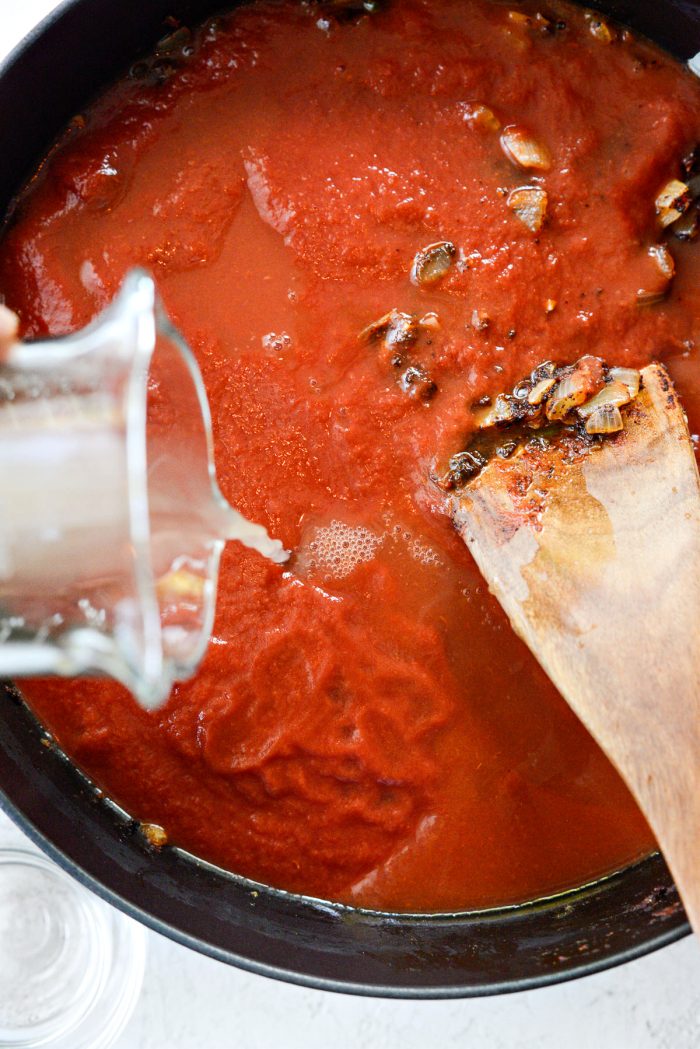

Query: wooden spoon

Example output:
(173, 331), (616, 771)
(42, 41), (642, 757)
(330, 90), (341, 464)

(451, 362), (700, 932)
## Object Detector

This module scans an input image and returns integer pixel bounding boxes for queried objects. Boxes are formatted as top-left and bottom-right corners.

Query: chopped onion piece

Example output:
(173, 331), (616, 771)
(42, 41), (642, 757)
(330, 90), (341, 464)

(507, 186), (548, 232)
(140, 822), (169, 847)
(649, 243), (675, 280)
(546, 374), (589, 420)
(655, 179), (691, 228)
(531, 360), (557, 383)
(546, 356), (604, 421)
(474, 393), (517, 429)
(358, 309), (417, 347)
(577, 381), (632, 419)
(585, 404), (623, 435)
(471, 308), (490, 331)
(545, 298), (557, 313)
(358, 310), (393, 343)
(411, 241), (456, 286)
(501, 126), (551, 171)
(419, 311), (441, 330)
(508, 10), (552, 34)
(528, 376), (556, 405)
(585, 16), (614, 43)
(401, 365), (436, 401)
(638, 244), (675, 304)
(462, 102), (501, 132)
(637, 288), (667, 307)
(608, 367), (640, 399)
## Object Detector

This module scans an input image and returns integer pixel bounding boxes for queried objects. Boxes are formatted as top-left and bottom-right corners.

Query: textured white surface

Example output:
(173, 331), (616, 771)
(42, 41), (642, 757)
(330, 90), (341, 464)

(3, 3), (700, 1046)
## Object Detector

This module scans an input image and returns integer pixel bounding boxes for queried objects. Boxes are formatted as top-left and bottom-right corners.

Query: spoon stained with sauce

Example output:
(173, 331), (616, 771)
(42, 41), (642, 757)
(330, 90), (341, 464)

(452, 362), (700, 932)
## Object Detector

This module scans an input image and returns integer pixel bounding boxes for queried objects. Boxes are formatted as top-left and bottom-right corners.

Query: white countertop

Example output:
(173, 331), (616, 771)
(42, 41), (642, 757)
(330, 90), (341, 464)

(3, 4), (700, 1046)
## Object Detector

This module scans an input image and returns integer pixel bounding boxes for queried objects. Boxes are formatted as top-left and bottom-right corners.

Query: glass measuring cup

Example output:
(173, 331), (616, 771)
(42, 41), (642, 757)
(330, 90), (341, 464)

(0, 269), (286, 709)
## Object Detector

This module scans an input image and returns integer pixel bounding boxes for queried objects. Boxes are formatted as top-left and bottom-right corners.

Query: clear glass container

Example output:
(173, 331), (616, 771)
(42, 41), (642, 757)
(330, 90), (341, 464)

(0, 849), (146, 1049)
(0, 269), (286, 708)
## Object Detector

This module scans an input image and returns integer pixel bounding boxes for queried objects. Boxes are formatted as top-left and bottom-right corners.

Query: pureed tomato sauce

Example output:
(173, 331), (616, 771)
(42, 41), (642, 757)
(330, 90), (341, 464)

(3, 0), (700, 911)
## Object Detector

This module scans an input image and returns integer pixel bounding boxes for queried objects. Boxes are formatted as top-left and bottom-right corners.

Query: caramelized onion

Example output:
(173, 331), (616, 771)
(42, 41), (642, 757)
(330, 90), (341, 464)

(140, 822), (169, 847)
(474, 393), (518, 428)
(358, 309), (418, 347)
(649, 243), (675, 280)
(471, 308), (490, 331)
(419, 311), (441, 330)
(528, 376), (556, 405)
(585, 403), (623, 434)
(577, 380), (632, 419)
(501, 126), (551, 171)
(585, 15), (614, 43)
(507, 186), (548, 232)
(411, 241), (457, 286)
(400, 365), (436, 400)
(607, 367), (641, 399)
(461, 102), (501, 132)
(655, 179), (691, 228)
(546, 356), (604, 420)
(507, 10), (552, 34)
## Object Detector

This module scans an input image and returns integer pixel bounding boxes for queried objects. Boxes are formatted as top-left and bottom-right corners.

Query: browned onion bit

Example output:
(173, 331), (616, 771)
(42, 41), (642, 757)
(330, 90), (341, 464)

(358, 309), (418, 349)
(360, 308), (437, 400)
(576, 380), (632, 418)
(585, 403), (623, 435)
(462, 103), (501, 132)
(411, 241), (457, 286)
(546, 355), (604, 421)
(649, 243), (675, 280)
(140, 822), (168, 847)
(528, 376), (556, 405)
(471, 308), (490, 332)
(507, 186), (548, 232)
(401, 365), (437, 401)
(501, 126), (552, 171)
(637, 244), (676, 306)
(655, 179), (691, 228)
(637, 288), (667, 307)
(585, 13), (615, 43)
(507, 10), (554, 35)
(439, 356), (642, 489)
(438, 449), (488, 489)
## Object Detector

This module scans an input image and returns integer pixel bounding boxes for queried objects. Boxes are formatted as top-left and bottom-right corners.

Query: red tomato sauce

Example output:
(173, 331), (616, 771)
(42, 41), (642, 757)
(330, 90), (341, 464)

(3, 0), (700, 910)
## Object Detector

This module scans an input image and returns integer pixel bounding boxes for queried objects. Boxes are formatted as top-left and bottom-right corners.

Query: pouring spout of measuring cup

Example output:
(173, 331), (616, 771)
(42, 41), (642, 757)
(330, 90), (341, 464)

(217, 503), (289, 564)
(0, 269), (287, 709)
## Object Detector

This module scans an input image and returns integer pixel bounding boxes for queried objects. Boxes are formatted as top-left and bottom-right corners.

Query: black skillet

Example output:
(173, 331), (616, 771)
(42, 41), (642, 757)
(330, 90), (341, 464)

(0, 0), (698, 997)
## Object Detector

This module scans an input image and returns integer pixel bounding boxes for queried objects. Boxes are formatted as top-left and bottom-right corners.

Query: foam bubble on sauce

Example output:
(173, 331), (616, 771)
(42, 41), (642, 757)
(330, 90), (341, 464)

(388, 521), (442, 569)
(262, 331), (292, 353)
(409, 537), (441, 568)
(301, 517), (442, 582)
(306, 520), (383, 579)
